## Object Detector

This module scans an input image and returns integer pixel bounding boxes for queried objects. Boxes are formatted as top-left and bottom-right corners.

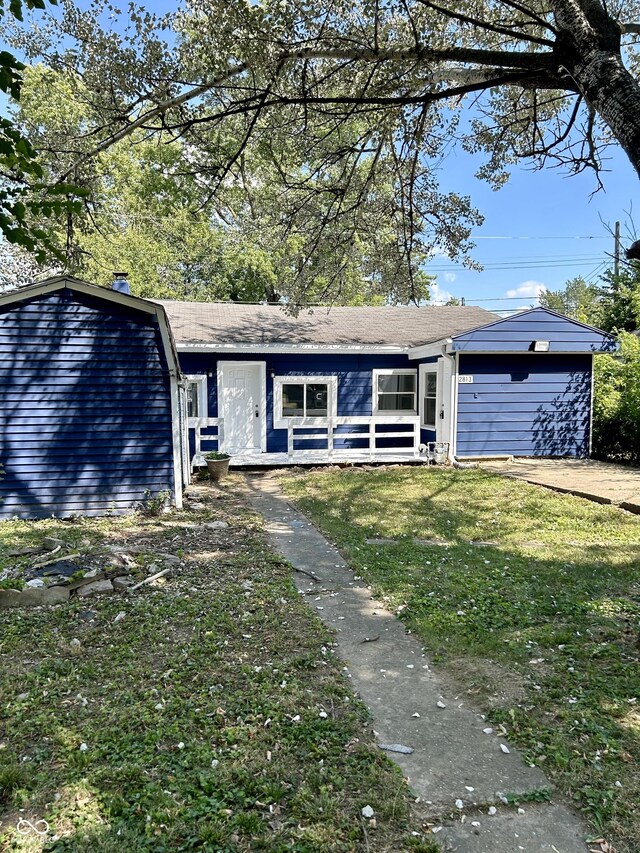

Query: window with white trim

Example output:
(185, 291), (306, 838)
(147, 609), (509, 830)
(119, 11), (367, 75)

(273, 375), (337, 428)
(421, 369), (438, 429)
(372, 369), (417, 415)
(185, 375), (208, 422)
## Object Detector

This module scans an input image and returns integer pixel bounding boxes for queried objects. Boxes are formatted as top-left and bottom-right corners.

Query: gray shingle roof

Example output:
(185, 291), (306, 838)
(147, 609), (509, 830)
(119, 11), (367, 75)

(156, 301), (499, 348)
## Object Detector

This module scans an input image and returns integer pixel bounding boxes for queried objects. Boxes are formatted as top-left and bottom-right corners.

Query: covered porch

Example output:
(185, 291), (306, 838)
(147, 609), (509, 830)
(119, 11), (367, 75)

(191, 415), (427, 467)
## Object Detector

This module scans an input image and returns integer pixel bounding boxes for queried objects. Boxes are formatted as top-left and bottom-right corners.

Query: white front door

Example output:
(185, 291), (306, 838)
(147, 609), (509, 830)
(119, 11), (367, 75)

(219, 362), (265, 454)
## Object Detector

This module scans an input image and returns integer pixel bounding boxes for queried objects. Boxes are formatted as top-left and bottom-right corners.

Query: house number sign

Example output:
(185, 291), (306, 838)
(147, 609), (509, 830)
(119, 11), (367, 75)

(458, 375), (474, 384)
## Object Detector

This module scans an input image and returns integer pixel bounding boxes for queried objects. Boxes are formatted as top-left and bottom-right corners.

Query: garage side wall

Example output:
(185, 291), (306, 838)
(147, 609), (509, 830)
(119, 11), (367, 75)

(0, 288), (175, 518)
(455, 353), (593, 458)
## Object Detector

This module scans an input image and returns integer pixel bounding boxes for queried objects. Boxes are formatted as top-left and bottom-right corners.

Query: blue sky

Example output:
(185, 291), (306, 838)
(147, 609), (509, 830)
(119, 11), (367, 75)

(426, 144), (637, 311)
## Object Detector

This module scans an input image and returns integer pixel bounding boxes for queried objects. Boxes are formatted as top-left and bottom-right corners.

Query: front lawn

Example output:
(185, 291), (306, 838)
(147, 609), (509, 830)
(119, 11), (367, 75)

(284, 466), (640, 853)
(0, 481), (427, 852)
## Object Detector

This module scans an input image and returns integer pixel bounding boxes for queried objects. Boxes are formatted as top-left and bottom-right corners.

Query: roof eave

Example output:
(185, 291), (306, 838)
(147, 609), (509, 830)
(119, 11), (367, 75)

(175, 342), (409, 354)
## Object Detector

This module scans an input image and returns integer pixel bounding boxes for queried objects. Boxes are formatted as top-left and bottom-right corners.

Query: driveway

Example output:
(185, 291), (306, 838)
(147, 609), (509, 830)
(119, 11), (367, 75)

(480, 458), (640, 512)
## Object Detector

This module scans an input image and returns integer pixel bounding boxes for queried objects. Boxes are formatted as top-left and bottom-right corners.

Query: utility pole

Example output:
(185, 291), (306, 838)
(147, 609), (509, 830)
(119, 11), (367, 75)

(614, 220), (621, 277)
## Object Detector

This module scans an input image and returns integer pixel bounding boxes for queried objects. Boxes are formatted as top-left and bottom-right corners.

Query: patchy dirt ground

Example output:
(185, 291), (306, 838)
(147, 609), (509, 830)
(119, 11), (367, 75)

(0, 478), (432, 852)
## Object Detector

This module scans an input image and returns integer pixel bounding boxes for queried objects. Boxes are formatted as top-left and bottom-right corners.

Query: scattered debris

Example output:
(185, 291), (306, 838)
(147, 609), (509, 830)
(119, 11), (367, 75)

(500, 743), (511, 754)
(77, 579), (114, 598)
(361, 805), (375, 818)
(129, 568), (173, 592)
(378, 743), (414, 754)
(436, 700), (447, 709)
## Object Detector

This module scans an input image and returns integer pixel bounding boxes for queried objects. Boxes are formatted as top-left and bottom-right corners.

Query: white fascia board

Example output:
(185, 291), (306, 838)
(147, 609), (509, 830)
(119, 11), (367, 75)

(407, 338), (452, 360)
(176, 342), (408, 355)
(448, 348), (611, 355)
(0, 277), (161, 317)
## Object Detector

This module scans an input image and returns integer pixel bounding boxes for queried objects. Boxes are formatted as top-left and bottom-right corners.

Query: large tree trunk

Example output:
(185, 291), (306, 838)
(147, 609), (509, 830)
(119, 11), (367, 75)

(552, 0), (640, 178)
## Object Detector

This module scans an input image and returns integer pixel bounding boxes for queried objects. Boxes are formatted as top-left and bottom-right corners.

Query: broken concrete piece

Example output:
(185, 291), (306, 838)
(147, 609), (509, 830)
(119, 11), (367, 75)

(77, 579), (114, 598)
(112, 576), (135, 591)
(0, 586), (70, 608)
(378, 743), (414, 754)
(205, 521), (229, 529)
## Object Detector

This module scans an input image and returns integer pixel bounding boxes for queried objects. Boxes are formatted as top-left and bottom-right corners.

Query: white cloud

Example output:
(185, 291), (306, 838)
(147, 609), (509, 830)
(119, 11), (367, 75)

(505, 280), (547, 301)
(443, 272), (457, 283)
(429, 283), (454, 305)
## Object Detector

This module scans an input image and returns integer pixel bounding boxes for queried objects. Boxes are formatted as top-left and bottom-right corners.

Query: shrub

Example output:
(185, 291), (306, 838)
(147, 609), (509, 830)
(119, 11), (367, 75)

(592, 332), (640, 464)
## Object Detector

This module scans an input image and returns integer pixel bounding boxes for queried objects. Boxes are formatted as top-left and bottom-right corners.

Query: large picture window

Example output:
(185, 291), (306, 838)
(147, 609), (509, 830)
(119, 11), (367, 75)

(273, 375), (337, 428)
(372, 369), (417, 415)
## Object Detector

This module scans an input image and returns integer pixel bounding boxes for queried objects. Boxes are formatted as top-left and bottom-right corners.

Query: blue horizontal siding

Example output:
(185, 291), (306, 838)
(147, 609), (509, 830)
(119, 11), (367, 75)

(456, 353), (592, 458)
(451, 308), (616, 353)
(179, 352), (414, 453)
(0, 288), (175, 519)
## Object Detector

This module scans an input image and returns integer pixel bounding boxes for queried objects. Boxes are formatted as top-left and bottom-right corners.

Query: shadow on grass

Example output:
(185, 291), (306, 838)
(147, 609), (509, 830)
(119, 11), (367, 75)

(284, 466), (640, 850)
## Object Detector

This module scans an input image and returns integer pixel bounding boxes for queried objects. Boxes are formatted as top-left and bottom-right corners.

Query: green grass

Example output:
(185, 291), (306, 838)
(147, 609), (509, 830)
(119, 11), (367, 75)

(0, 479), (426, 852)
(284, 466), (640, 852)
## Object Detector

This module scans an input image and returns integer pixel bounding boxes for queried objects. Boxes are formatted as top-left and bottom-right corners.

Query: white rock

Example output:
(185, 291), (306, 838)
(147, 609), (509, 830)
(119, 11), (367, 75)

(471, 821), (481, 827)
(518, 808), (525, 815)
(319, 711), (328, 719)
(25, 579), (46, 588)
(465, 786), (475, 792)
(79, 743), (88, 752)
(412, 713), (420, 718)
(488, 806), (497, 816)
(155, 703), (164, 710)
(113, 611), (126, 624)
(177, 742), (185, 750)
(455, 799), (464, 810)
(361, 805), (374, 818)
(500, 743), (510, 754)
(436, 700), (446, 709)
(483, 727), (494, 734)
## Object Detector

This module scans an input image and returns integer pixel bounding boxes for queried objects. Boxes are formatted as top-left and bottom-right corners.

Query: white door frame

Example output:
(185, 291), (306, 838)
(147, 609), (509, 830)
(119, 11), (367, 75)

(419, 359), (453, 444)
(217, 361), (267, 453)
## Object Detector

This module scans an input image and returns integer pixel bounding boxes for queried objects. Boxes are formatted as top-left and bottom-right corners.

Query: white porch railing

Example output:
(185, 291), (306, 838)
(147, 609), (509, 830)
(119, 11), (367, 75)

(191, 417), (224, 465)
(287, 416), (420, 458)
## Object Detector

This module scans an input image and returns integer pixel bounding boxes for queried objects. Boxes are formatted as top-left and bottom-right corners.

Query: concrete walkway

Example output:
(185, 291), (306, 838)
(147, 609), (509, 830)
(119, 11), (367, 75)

(480, 458), (640, 512)
(241, 472), (593, 852)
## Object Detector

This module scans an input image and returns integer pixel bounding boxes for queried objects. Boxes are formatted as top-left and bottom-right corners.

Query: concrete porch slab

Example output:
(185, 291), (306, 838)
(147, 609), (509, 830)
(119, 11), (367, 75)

(480, 458), (640, 512)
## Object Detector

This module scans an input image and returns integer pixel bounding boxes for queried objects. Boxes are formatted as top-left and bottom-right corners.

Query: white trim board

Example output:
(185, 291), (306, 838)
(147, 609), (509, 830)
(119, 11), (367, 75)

(177, 343), (408, 355)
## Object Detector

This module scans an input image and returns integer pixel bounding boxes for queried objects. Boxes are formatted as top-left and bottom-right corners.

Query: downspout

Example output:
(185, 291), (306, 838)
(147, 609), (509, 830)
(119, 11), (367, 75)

(441, 342), (478, 470)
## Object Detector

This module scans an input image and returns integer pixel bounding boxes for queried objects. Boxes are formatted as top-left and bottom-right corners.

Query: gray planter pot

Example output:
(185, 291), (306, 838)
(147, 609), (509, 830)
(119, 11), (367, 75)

(206, 457), (230, 481)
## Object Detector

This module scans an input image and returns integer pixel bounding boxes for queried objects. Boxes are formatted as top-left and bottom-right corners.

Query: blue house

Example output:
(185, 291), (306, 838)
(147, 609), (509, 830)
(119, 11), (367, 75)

(0, 276), (616, 519)
(157, 298), (615, 466)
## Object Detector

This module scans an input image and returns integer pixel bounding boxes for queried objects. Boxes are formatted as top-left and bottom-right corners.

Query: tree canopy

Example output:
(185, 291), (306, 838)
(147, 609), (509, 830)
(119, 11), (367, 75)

(3, 0), (640, 301)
